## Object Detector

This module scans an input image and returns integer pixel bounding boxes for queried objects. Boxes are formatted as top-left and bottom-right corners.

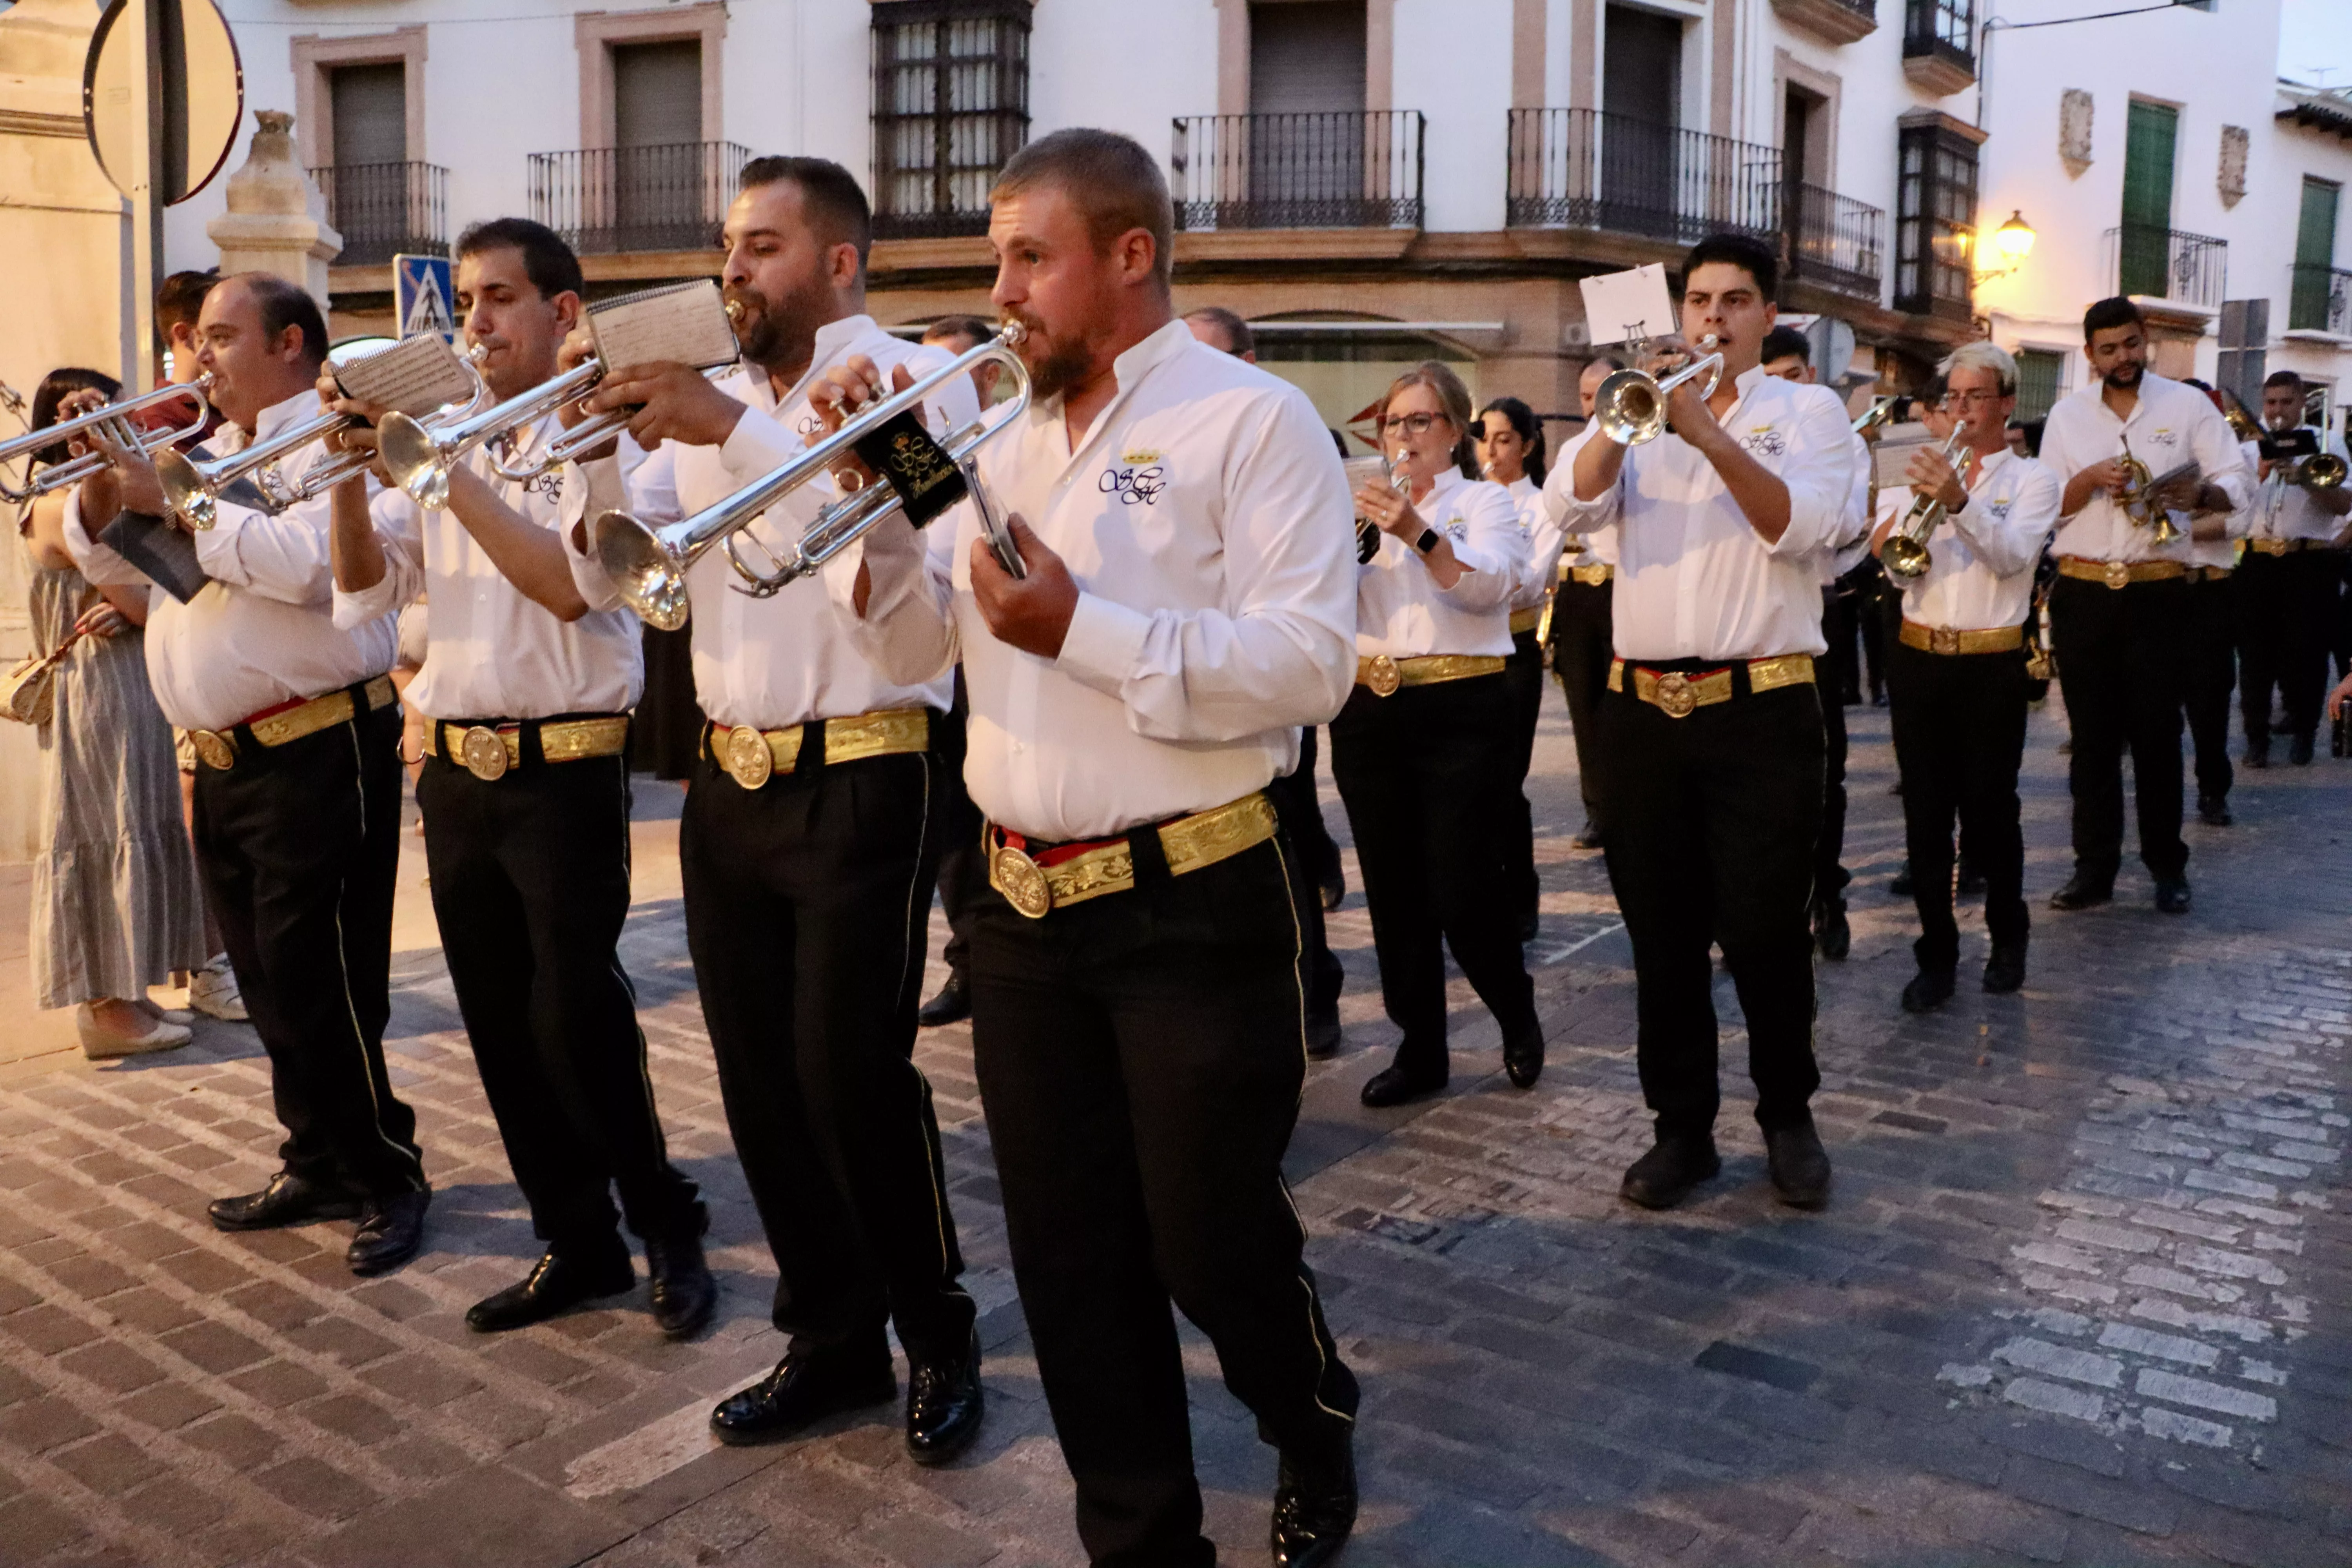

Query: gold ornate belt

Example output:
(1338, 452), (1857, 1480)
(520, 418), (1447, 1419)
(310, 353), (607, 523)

(1561, 563), (1614, 586)
(1607, 654), (1814, 718)
(2058, 556), (2187, 589)
(2185, 564), (2233, 583)
(985, 792), (1278, 920)
(1355, 653), (1507, 697)
(1508, 606), (1544, 635)
(423, 715), (629, 781)
(1897, 621), (2025, 655)
(704, 708), (930, 790)
(188, 674), (397, 771)
(2246, 538), (2318, 557)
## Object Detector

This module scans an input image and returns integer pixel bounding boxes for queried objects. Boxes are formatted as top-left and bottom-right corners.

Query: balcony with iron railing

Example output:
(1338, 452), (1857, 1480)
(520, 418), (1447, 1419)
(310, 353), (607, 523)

(1504, 108), (1780, 246)
(1170, 112), (1425, 231)
(2106, 224), (2228, 310)
(2288, 261), (2352, 336)
(1772, 0), (1877, 45)
(311, 162), (448, 269)
(527, 142), (750, 256)
(1903, 0), (1976, 94)
(1785, 181), (1886, 298)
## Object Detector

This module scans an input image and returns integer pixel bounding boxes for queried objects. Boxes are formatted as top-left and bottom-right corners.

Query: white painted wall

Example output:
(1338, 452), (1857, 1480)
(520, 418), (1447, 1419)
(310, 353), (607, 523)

(1394, 0), (1515, 232)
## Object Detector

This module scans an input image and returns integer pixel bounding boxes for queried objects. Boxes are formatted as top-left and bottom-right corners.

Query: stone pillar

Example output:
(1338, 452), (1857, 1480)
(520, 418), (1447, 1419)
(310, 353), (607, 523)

(204, 111), (341, 309)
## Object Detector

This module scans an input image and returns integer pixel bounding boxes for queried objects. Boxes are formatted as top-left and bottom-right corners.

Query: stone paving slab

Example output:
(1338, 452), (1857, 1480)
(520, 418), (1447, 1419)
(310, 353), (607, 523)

(4, 695), (2352, 1568)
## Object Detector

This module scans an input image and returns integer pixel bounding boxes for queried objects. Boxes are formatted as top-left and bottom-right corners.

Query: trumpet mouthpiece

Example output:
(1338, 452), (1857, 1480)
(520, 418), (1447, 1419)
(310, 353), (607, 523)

(996, 318), (1027, 347)
(724, 299), (748, 327)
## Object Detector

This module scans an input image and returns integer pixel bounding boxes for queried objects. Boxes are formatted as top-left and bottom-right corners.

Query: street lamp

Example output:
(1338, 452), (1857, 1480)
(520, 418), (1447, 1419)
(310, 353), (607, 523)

(1972, 210), (2036, 283)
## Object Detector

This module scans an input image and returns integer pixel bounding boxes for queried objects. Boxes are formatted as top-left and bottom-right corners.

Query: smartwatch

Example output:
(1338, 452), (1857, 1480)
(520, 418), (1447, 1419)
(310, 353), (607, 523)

(1414, 527), (1441, 555)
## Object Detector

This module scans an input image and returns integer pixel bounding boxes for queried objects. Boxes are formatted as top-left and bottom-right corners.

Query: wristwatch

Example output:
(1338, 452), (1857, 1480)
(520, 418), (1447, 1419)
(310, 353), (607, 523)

(1414, 527), (1441, 555)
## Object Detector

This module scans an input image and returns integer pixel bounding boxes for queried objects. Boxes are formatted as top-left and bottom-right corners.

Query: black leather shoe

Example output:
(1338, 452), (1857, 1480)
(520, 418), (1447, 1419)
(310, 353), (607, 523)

(1900, 966), (1956, 1014)
(1982, 940), (2027, 994)
(917, 978), (970, 1028)
(2243, 737), (2270, 769)
(2290, 733), (2316, 766)
(2156, 877), (2192, 915)
(906, 1331), (984, 1466)
(347, 1189), (430, 1277)
(1889, 860), (1914, 897)
(466, 1244), (633, 1332)
(1619, 1133), (1720, 1210)
(1305, 1011), (1343, 1060)
(2049, 872), (2113, 911)
(711, 1349), (896, 1447)
(1318, 872), (1345, 912)
(1765, 1119), (1832, 1209)
(1359, 1062), (1446, 1108)
(645, 1232), (717, 1340)
(1270, 1434), (1357, 1568)
(2198, 794), (2233, 827)
(1956, 860), (1987, 898)
(1503, 1026), (1543, 1090)
(1812, 898), (1850, 961)
(208, 1171), (361, 1232)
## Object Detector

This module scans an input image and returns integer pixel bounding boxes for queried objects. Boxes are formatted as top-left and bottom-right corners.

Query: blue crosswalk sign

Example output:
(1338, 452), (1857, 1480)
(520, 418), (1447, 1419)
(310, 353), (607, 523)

(394, 254), (455, 342)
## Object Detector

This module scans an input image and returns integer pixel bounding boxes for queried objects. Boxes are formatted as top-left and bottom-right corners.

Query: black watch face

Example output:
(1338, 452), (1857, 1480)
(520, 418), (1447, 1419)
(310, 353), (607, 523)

(1416, 527), (1440, 554)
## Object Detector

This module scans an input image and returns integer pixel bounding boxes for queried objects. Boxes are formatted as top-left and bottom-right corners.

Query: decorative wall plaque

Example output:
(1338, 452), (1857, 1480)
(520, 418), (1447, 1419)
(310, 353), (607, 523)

(2218, 124), (2249, 207)
(2060, 89), (2094, 175)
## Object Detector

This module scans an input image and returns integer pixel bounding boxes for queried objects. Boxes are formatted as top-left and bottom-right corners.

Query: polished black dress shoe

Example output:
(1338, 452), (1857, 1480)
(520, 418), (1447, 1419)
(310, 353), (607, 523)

(1619, 1133), (1720, 1210)
(906, 1331), (984, 1466)
(2290, 732), (2316, 766)
(2155, 877), (2192, 915)
(1765, 1119), (1832, 1209)
(1900, 966), (1955, 1014)
(1359, 1062), (1446, 1108)
(1318, 871), (1345, 912)
(645, 1232), (717, 1339)
(711, 1349), (896, 1446)
(2198, 794), (2233, 827)
(466, 1244), (633, 1332)
(347, 1189), (430, 1277)
(208, 1171), (361, 1232)
(1811, 898), (1850, 961)
(1982, 940), (2027, 994)
(1503, 1026), (1544, 1090)
(1305, 1011), (1343, 1060)
(2048, 872), (2113, 911)
(1270, 1434), (1357, 1568)
(917, 978), (970, 1028)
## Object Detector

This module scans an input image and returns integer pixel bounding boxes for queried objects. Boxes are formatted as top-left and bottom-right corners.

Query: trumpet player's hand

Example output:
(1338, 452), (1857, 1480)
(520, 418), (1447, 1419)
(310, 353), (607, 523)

(2082, 457), (2131, 498)
(1906, 446), (1969, 513)
(82, 421), (169, 522)
(588, 362), (742, 450)
(810, 356), (921, 492)
(2330, 671), (2352, 723)
(971, 514), (1077, 661)
(1354, 481), (1425, 542)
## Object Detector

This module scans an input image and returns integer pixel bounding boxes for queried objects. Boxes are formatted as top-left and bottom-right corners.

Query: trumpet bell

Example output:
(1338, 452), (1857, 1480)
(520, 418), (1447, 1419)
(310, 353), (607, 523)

(1595, 368), (1664, 445)
(1881, 534), (1932, 580)
(378, 413), (453, 510)
(2298, 453), (2347, 490)
(155, 448), (214, 530)
(594, 512), (695, 632)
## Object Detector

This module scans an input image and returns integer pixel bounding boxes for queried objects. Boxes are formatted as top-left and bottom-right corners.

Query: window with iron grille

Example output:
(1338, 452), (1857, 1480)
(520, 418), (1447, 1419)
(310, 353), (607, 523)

(871, 0), (1031, 240)
(1894, 122), (1976, 320)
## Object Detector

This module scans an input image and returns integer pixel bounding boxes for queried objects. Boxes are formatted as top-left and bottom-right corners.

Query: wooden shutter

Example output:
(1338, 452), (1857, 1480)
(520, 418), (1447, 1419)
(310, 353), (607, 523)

(614, 41), (703, 149)
(330, 62), (405, 167)
(1248, 2), (1366, 115)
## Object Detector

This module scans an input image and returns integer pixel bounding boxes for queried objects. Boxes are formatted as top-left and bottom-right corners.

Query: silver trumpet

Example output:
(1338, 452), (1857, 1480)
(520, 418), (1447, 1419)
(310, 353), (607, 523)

(1593, 334), (1724, 445)
(0, 377), (214, 503)
(1880, 423), (1971, 581)
(595, 322), (1032, 631)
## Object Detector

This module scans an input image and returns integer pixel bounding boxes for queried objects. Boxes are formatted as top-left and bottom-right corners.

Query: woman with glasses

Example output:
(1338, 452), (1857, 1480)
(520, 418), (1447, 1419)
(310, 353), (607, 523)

(1337, 362), (1543, 1108)
(1475, 396), (1560, 944)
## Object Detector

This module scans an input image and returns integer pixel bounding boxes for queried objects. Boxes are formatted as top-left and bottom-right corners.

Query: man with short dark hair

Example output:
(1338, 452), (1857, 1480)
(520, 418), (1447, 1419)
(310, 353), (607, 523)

(157, 269), (220, 386)
(1565, 232), (1858, 1213)
(1182, 304), (1256, 362)
(2240, 369), (2352, 766)
(65, 273), (430, 1274)
(2039, 298), (2247, 915)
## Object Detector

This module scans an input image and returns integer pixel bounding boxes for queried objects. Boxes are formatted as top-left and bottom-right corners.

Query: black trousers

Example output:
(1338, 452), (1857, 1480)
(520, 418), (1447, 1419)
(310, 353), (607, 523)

(1816, 592), (1850, 909)
(1502, 626), (1546, 922)
(1261, 731), (1343, 1023)
(1886, 644), (2030, 970)
(967, 834), (1357, 1568)
(1548, 578), (1614, 834)
(191, 697), (425, 1199)
(678, 740), (974, 1366)
(1286, 723), (1344, 893)
(1595, 675), (1825, 1137)
(934, 672), (984, 987)
(2239, 550), (2336, 748)
(1329, 673), (1538, 1076)
(2184, 572), (2238, 804)
(2049, 576), (2190, 884)
(417, 745), (701, 1253)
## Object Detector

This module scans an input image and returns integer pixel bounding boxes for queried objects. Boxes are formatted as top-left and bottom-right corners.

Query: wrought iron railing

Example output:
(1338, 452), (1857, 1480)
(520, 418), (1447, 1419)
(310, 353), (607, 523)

(1504, 108), (1780, 245)
(2288, 261), (2352, 335)
(2106, 224), (2228, 309)
(527, 142), (750, 255)
(1786, 181), (1885, 296)
(1170, 111), (1425, 230)
(1903, 0), (1975, 72)
(311, 162), (447, 268)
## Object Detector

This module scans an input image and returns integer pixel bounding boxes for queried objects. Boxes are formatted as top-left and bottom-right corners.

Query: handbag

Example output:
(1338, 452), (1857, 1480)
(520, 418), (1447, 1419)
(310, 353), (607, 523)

(2, 626), (83, 726)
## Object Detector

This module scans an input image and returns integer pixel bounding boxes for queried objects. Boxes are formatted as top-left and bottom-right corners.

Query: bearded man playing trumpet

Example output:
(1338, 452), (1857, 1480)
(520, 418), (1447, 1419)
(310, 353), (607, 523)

(1870, 345), (2060, 1013)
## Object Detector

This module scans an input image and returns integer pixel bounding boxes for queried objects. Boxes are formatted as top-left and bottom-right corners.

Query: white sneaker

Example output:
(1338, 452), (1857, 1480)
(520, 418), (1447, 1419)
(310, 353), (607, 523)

(189, 956), (249, 1022)
(77, 1003), (192, 1060)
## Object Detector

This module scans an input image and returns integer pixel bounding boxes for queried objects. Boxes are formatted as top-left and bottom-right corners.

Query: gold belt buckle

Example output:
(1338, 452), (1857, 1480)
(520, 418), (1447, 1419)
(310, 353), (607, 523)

(1929, 626), (1960, 656)
(991, 842), (1053, 919)
(2102, 561), (2132, 590)
(1366, 654), (1403, 697)
(1653, 671), (1697, 718)
(722, 724), (774, 789)
(191, 730), (237, 770)
(459, 726), (508, 781)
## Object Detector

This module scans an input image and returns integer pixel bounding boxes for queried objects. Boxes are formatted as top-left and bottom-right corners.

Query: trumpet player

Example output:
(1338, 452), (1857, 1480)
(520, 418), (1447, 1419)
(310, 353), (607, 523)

(1538, 354), (1628, 851)
(1871, 347), (2059, 1012)
(2040, 298), (2247, 915)
(2239, 370), (2351, 768)
(62, 272), (430, 1272)
(321, 220), (712, 1339)
(1563, 234), (1857, 1213)
(564, 157), (987, 1461)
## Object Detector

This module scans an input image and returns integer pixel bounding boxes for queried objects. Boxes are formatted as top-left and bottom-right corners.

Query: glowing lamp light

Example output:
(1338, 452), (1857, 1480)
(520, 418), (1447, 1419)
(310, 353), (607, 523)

(1973, 211), (2036, 283)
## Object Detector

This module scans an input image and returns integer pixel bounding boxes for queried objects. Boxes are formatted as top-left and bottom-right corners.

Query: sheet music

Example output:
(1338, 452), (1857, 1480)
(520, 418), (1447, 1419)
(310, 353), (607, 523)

(332, 334), (477, 415)
(1577, 265), (1678, 347)
(590, 280), (740, 372)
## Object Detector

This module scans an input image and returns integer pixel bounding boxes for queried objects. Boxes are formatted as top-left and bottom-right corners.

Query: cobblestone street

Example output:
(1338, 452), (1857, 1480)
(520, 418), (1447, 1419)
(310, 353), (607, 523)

(3, 690), (2350, 1568)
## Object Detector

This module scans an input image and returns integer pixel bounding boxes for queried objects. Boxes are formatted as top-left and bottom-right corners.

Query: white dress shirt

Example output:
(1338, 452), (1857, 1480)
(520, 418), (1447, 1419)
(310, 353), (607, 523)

(1821, 428), (1878, 584)
(1885, 446), (2060, 630)
(829, 318), (1358, 842)
(2042, 371), (2250, 564)
(1541, 425), (1619, 569)
(566, 314), (979, 730)
(1555, 365), (1858, 661)
(2251, 425), (2352, 545)
(1503, 474), (1565, 612)
(1356, 467), (1523, 657)
(2184, 439), (2258, 569)
(334, 411), (644, 719)
(65, 388), (397, 732)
